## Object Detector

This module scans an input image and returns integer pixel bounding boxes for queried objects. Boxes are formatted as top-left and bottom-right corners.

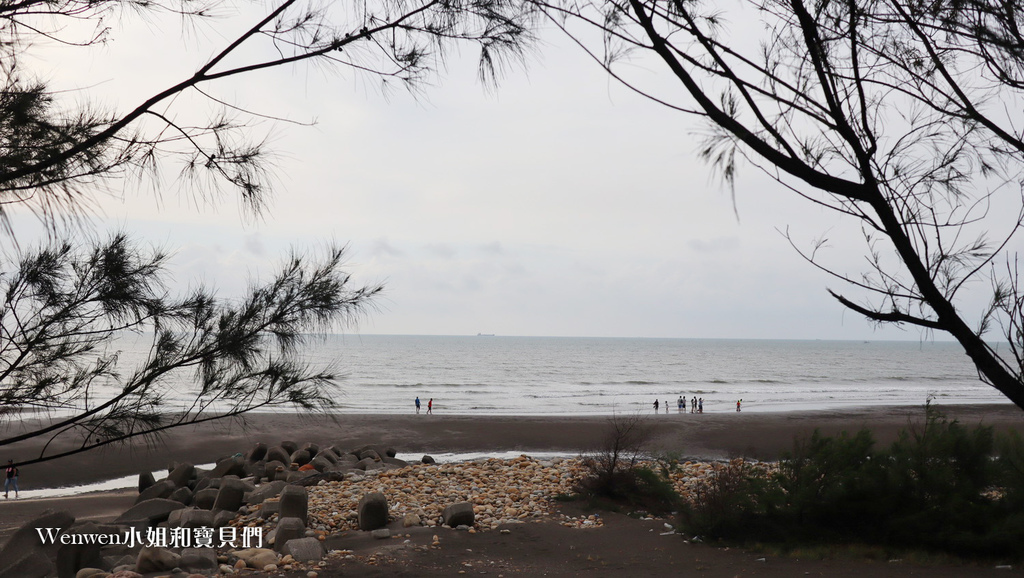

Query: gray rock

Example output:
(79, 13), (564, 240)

(273, 517), (305, 552)
(193, 488), (219, 510)
(103, 554), (134, 571)
(175, 508), (215, 529)
(212, 478), (247, 512)
(180, 547), (218, 573)
(442, 502), (475, 528)
(284, 470), (315, 482)
(382, 457), (410, 468)
(210, 455), (245, 478)
(231, 548), (277, 569)
(0, 509), (74, 564)
(192, 476), (212, 492)
(134, 479), (175, 504)
(421, 455), (436, 464)
(278, 485), (308, 525)
(279, 440), (298, 454)
(370, 528), (391, 540)
(138, 472), (156, 493)
(265, 446), (290, 465)
(336, 453), (359, 466)
(246, 480), (286, 505)
(74, 569), (106, 578)
(288, 449), (311, 466)
(56, 522), (105, 578)
(245, 461), (266, 482)
(281, 537), (323, 562)
(357, 492), (389, 531)
(114, 498), (185, 525)
(135, 546), (180, 573)
(357, 449), (381, 462)
(233, 476), (257, 492)
(354, 444), (396, 459)
(0, 550), (53, 578)
(259, 500), (280, 519)
(168, 486), (193, 505)
(166, 462), (195, 488)
(302, 442), (320, 455)
(264, 461), (287, 481)
(291, 471), (347, 487)
(247, 442), (268, 462)
(212, 509), (237, 528)
(309, 454), (334, 472)
(312, 450), (337, 464)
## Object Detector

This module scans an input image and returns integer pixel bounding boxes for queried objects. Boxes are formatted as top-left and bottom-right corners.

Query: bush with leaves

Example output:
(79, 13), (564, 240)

(677, 459), (774, 540)
(575, 412), (678, 513)
(0, 234), (380, 467)
(678, 404), (1024, 560)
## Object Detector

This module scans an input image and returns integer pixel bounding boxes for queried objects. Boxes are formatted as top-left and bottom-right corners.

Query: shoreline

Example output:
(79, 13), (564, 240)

(1, 403), (1021, 491)
(0, 403), (1022, 558)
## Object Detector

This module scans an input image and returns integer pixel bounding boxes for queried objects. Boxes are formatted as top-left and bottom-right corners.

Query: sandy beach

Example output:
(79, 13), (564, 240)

(4, 404), (1022, 489)
(1, 403), (1021, 576)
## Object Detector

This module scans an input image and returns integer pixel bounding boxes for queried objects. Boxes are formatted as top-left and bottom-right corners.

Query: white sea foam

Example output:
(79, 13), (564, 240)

(57, 334), (1014, 417)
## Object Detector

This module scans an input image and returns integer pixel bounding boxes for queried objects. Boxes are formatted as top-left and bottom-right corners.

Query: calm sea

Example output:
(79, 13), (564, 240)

(111, 334), (1013, 415)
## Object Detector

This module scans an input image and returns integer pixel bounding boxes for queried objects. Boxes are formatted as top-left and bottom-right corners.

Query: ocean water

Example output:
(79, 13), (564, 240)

(109, 334), (1014, 415)
(324, 335), (1014, 413)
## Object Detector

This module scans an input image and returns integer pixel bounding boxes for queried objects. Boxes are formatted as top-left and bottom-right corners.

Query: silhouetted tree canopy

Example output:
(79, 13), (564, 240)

(0, 0), (531, 463)
(0, 0), (533, 232)
(1, 235), (381, 465)
(529, 0), (1024, 410)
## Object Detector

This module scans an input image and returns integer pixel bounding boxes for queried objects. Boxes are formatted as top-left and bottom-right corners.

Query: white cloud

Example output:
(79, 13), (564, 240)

(7, 6), (989, 342)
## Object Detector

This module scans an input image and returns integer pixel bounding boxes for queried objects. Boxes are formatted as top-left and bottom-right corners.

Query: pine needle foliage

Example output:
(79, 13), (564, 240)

(0, 233), (381, 466)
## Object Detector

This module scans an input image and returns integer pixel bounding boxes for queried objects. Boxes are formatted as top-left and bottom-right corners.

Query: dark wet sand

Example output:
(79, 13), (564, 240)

(3, 404), (1022, 490)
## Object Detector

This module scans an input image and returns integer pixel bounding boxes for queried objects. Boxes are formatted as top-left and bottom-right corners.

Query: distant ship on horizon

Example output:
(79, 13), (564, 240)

(477, 333), (495, 337)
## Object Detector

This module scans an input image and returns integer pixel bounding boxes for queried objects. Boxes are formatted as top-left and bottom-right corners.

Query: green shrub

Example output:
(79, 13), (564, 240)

(677, 459), (775, 540)
(692, 403), (1024, 560)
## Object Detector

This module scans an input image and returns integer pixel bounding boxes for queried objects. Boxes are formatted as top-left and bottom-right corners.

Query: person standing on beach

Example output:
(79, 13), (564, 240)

(415, 397), (421, 414)
(677, 396), (684, 412)
(427, 398), (433, 414)
(653, 399), (659, 412)
(664, 400), (669, 414)
(691, 397), (697, 413)
(4, 460), (18, 499)
(698, 398), (704, 413)
(736, 399), (742, 412)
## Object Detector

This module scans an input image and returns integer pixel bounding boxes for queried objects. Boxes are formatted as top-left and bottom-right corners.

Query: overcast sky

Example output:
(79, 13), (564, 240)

(7, 1), (1000, 341)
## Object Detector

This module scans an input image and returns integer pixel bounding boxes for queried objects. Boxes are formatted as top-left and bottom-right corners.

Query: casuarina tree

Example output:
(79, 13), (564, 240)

(0, 0), (532, 463)
(529, 0), (1024, 410)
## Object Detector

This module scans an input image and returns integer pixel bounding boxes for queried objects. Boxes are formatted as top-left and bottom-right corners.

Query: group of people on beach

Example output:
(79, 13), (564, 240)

(414, 396), (433, 414)
(652, 397), (743, 413)
(653, 396), (704, 413)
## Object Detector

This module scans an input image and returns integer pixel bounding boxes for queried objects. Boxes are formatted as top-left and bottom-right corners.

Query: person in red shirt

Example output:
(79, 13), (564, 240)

(4, 460), (18, 499)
